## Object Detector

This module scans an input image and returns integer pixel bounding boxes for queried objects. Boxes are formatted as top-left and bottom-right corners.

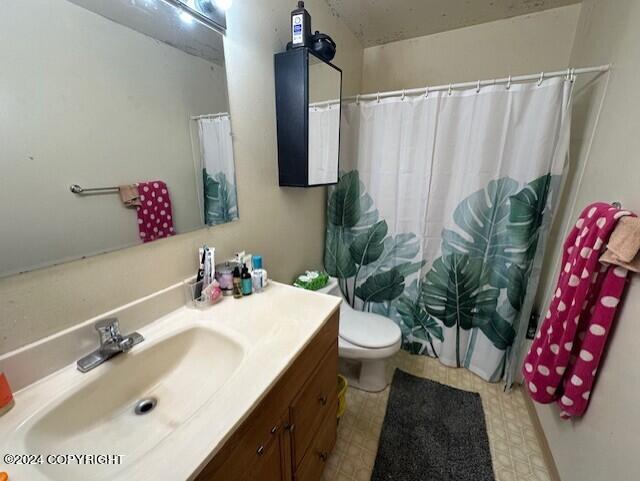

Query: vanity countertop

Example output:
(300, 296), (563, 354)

(0, 282), (341, 481)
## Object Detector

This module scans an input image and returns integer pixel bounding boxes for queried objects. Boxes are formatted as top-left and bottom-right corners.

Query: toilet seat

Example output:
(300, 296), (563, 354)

(338, 335), (402, 360)
(339, 303), (401, 350)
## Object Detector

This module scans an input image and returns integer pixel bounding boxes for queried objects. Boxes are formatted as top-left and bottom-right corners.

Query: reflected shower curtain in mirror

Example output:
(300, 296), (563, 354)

(197, 115), (239, 225)
(309, 102), (340, 185)
(325, 78), (573, 385)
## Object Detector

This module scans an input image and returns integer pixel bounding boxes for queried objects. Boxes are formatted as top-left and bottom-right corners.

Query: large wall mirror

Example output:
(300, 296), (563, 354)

(0, 0), (238, 278)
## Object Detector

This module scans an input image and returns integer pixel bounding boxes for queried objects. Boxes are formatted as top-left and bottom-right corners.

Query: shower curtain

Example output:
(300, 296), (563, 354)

(325, 77), (573, 384)
(197, 115), (238, 225)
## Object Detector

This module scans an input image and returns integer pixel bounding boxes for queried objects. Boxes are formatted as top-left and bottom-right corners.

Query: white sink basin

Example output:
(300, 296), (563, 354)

(0, 282), (340, 481)
(20, 326), (244, 481)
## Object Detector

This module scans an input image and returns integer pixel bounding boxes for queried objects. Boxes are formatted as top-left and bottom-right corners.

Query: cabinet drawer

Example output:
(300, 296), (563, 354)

(196, 410), (286, 481)
(291, 342), (338, 467)
(294, 399), (338, 481)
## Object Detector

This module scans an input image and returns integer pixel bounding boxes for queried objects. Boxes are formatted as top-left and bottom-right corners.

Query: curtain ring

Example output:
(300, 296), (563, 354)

(448, 84), (452, 96)
(476, 80), (481, 93)
(565, 68), (571, 80)
(424, 86), (429, 98)
(401, 89), (405, 101)
(377, 92), (380, 103)
(355, 94), (360, 105)
(538, 72), (544, 86)
(506, 75), (512, 90)
(570, 68), (576, 83)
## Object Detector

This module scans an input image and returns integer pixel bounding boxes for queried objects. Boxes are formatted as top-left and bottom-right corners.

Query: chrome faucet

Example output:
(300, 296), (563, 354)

(76, 318), (144, 373)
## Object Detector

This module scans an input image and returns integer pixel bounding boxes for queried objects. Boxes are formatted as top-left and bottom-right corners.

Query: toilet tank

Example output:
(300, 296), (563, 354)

(316, 277), (341, 297)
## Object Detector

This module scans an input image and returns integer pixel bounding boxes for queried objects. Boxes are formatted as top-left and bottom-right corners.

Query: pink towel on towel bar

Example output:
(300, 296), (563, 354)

(522, 202), (634, 418)
(136, 181), (175, 243)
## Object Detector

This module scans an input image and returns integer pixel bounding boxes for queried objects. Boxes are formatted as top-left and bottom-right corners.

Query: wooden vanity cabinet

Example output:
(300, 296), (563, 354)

(195, 311), (339, 481)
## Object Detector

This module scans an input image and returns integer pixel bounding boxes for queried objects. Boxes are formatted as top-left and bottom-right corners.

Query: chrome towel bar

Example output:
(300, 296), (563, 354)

(70, 184), (120, 195)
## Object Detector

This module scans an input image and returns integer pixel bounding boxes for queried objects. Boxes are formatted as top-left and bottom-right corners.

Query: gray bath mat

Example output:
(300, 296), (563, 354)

(371, 370), (496, 481)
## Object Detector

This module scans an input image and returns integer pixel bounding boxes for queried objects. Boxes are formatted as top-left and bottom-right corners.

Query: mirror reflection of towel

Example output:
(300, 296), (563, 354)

(136, 181), (175, 243)
(118, 184), (141, 207)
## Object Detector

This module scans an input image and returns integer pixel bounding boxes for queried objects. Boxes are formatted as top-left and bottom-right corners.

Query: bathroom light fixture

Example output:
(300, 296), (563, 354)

(166, 0), (227, 31)
(214, 0), (232, 11)
(179, 9), (195, 24)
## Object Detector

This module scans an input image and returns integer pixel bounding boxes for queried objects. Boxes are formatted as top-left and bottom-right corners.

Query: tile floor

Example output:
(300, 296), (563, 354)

(322, 351), (553, 481)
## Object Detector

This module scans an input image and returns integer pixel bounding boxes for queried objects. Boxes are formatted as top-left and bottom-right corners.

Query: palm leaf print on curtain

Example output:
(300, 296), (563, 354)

(325, 170), (557, 382)
(203, 170), (238, 225)
(325, 170), (426, 309)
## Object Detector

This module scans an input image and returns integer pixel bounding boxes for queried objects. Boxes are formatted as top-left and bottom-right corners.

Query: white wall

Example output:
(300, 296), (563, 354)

(0, 0), (363, 354)
(533, 1), (640, 480)
(361, 5), (581, 93)
(0, 0), (229, 277)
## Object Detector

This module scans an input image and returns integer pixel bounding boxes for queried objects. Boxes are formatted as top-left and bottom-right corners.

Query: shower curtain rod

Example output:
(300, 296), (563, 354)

(190, 112), (230, 120)
(337, 65), (610, 104)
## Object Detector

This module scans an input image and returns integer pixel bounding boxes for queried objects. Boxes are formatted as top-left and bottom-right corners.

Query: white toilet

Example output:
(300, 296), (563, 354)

(317, 277), (401, 392)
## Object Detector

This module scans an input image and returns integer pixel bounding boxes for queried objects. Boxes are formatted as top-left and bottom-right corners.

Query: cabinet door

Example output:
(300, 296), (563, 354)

(290, 343), (338, 467)
(275, 48), (342, 187)
(196, 412), (290, 481)
(294, 399), (338, 481)
(244, 414), (292, 481)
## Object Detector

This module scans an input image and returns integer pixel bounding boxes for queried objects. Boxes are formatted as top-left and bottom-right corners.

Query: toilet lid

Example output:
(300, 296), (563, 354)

(339, 303), (401, 349)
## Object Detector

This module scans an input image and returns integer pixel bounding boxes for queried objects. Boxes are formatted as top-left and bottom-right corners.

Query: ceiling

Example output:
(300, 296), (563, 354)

(324, 0), (581, 47)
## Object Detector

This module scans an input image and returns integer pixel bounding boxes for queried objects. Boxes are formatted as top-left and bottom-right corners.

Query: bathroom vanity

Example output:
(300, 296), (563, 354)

(195, 308), (339, 481)
(0, 283), (341, 481)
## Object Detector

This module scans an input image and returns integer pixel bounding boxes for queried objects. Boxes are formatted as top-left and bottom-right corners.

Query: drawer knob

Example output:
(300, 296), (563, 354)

(271, 425), (278, 434)
(318, 451), (328, 462)
(318, 395), (328, 406)
(286, 423), (295, 432)
(257, 445), (265, 456)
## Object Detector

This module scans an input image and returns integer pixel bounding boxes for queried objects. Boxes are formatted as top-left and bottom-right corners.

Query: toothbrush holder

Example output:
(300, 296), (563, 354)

(183, 279), (209, 309)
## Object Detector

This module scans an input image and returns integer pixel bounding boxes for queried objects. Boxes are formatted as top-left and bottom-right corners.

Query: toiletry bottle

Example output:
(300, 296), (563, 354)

(291, 1), (311, 48)
(0, 372), (14, 417)
(241, 264), (253, 296)
(215, 261), (235, 296)
(252, 255), (268, 293)
(232, 267), (243, 299)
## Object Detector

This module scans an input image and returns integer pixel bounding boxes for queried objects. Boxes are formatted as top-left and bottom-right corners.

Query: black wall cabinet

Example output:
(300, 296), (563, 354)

(274, 48), (342, 187)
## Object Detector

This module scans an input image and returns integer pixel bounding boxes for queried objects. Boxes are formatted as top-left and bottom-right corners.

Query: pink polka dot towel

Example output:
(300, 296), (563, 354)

(522, 202), (634, 418)
(136, 181), (175, 243)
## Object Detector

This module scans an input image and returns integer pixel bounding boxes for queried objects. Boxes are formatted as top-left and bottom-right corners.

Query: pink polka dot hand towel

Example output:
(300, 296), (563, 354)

(136, 181), (175, 243)
(522, 202), (634, 418)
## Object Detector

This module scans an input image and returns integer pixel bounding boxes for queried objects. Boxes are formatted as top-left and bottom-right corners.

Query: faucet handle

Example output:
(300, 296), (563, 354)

(95, 318), (121, 344)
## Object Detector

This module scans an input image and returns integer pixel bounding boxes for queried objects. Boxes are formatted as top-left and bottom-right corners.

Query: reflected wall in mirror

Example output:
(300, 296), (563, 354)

(0, 0), (238, 278)
(308, 53), (341, 186)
